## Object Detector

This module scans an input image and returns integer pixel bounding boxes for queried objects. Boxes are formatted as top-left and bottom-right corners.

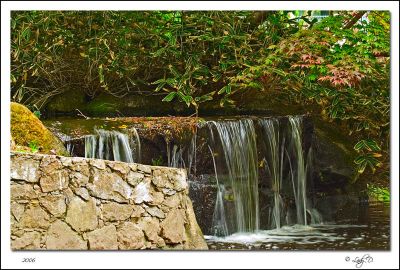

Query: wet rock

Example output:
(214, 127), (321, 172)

(65, 197), (98, 232)
(11, 157), (40, 183)
(87, 172), (133, 203)
(117, 222), (145, 249)
(46, 220), (87, 250)
(20, 205), (50, 229)
(11, 231), (41, 250)
(102, 202), (133, 221)
(160, 209), (185, 244)
(87, 224), (118, 250)
(39, 194), (66, 217)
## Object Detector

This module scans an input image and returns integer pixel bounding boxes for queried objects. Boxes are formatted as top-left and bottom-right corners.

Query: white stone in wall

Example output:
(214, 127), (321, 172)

(133, 181), (153, 204)
(87, 172), (133, 203)
(11, 158), (40, 183)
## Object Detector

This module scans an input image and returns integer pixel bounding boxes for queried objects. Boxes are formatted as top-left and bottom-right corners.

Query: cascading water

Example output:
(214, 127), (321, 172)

(84, 129), (140, 163)
(209, 145), (229, 237)
(288, 116), (308, 226)
(259, 118), (285, 229)
(207, 116), (321, 236)
(207, 119), (260, 233)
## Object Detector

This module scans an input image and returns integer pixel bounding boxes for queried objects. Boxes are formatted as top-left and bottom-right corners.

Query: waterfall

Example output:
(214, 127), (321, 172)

(84, 129), (140, 163)
(259, 118), (285, 229)
(208, 119), (259, 233)
(288, 116), (308, 226)
(209, 145), (228, 237)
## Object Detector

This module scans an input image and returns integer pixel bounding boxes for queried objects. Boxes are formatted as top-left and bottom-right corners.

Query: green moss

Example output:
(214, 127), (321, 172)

(86, 94), (118, 115)
(11, 102), (69, 156)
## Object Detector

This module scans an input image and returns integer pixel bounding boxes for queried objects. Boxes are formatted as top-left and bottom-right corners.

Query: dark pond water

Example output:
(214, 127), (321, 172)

(205, 203), (390, 250)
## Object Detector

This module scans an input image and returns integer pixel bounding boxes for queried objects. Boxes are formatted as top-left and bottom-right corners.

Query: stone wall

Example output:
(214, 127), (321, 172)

(10, 152), (208, 250)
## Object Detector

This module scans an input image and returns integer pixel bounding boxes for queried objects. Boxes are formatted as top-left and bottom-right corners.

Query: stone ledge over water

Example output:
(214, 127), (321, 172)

(10, 152), (208, 250)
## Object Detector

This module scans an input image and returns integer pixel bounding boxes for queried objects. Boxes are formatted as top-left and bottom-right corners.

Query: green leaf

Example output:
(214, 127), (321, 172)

(162, 92), (176, 102)
(218, 85), (231, 95)
(354, 139), (381, 152)
(177, 92), (192, 106)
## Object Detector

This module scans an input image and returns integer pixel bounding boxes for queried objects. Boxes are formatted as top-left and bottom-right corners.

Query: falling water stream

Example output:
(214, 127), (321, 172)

(84, 129), (140, 163)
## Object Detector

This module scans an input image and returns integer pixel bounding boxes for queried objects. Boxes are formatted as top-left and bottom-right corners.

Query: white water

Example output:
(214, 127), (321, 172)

(209, 145), (229, 237)
(208, 119), (260, 233)
(207, 116), (322, 237)
(85, 129), (140, 163)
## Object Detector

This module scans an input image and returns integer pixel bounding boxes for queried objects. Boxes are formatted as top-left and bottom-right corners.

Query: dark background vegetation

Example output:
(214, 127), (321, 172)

(11, 10), (390, 191)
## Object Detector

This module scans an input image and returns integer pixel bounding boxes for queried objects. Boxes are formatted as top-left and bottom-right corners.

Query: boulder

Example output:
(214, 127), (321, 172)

(10, 102), (68, 155)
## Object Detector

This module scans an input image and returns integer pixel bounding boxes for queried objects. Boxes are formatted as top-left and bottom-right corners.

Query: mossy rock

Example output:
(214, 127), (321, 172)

(11, 102), (69, 156)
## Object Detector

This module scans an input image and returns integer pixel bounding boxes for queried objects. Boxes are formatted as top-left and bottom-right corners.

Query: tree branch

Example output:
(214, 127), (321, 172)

(343, 11), (367, 29)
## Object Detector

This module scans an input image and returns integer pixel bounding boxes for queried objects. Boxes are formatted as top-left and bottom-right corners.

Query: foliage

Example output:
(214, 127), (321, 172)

(11, 11), (390, 183)
(231, 11), (390, 182)
(151, 155), (164, 166)
(367, 184), (390, 202)
(11, 11), (300, 113)
(28, 140), (39, 153)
